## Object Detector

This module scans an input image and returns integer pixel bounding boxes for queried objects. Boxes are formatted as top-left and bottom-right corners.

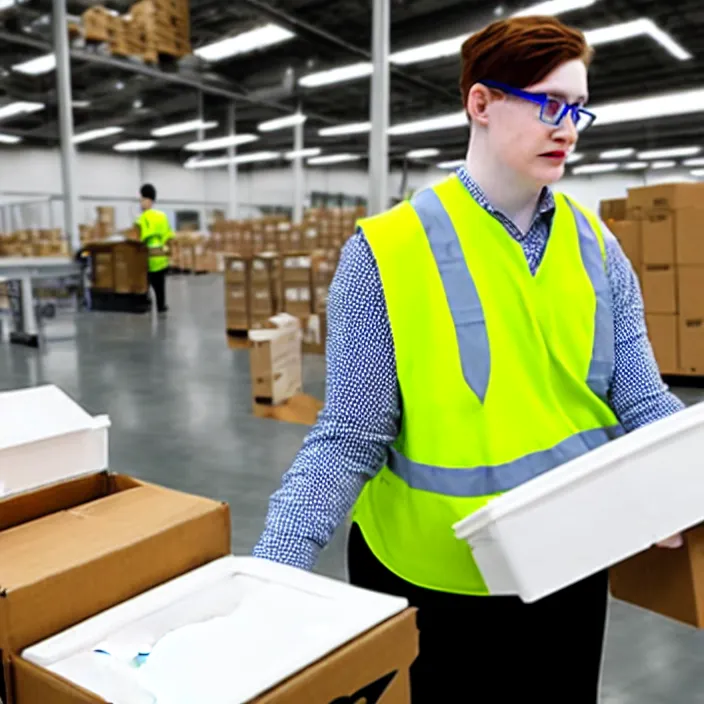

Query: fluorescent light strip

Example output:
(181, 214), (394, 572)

(437, 159), (466, 169)
(512, 0), (597, 17)
(151, 119), (218, 137)
(195, 24), (294, 62)
(406, 148), (440, 159)
(691, 169), (704, 177)
(624, 162), (648, 170)
(638, 146), (701, 159)
(650, 160), (677, 170)
(319, 121), (371, 137)
(72, 100), (91, 108)
(285, 147), (321, 160)
(593, 88), (704, 127)
(73, 126), (124, 144)
(308, 153), (361, 165)
(586, 18), (691, 60)
(185, 134), (259, 152)
(258, 113), (307, 132)
(0, 133), (21, 144)
(0, 101), (44, 121)
(566, 152), (584, 164)
(572, 163), (620, 175)
(114, 140), (157, 152)
(389, 112), (466, 136)
(12, 52), (56, 75)
(185, 151), (281, 168)
(683, 158), (704, 167)
(599, 148), (634, 159)
(300, 62), (373, 88)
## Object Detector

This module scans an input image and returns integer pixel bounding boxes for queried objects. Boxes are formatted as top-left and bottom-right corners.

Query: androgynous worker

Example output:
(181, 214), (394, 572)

(136, 183), (173, 314)
(254, 15), (685, 702)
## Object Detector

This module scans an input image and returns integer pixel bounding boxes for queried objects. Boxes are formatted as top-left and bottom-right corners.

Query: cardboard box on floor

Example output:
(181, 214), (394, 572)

(0, 385), (232, 704)
(249, 313), (303, 405)
(611, 524), (704, 628)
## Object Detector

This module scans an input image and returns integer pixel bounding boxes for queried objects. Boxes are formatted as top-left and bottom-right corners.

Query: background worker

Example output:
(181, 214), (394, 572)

(254, 15), (685, 702)
(135, 183), (172, 313)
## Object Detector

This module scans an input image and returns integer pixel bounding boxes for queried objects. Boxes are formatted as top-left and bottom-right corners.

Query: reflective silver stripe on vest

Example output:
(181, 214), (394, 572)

(564, 198), (614, 401)
(388, 425), (625, 497)
(411, 188), (491, 403)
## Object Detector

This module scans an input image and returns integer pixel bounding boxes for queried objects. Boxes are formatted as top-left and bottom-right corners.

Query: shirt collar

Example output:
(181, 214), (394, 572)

(455, 165), (555, 218)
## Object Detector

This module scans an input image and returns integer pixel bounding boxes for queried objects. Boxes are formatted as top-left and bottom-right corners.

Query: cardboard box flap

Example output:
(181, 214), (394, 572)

(0, 386), (109, 452)
(249, 313), (301, 342)
(0, 484), (231, 652)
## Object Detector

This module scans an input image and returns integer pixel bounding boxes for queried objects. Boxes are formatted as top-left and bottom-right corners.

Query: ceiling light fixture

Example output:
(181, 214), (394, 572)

(599, 148), (634, 159)
(318, 121), (371, 137)
(12, 52), (56, 75)
(299, 62), (373, 88)
(195, 24), (294, 62)
(72, 100), (91, 108)
(437, 159), (466, 169)
(638, 146), (701, 159)
(185, 151), (281, 168)
(0, 133), (21, 144)
(258, 113), (307, 132)
(683, 158), (704, 167)
(512, 0), (597, 17)
(623, 162), (649, 170)
(388, 112), (467, 136)
(566, 152), (584, 164)
(0, 101), (44, 121)
(691, 169), (704, 178)
(184, 134), (259, 152)
(151, 119), (218, 137)
(113, 140), (157, 152)
(572, 163), (620, 175)
(650, 160), (677, 170)
(592, 88), (704, 127)
(285, 147), (322, 160)
(406, 148), (441, 159)
(586, 18), (691, 60)
(73, 126), (124, 144)
(307, 153), (362, 165)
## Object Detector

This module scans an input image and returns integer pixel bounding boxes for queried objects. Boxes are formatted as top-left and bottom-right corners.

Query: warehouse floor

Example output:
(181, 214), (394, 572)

(2, 274), (704, 702)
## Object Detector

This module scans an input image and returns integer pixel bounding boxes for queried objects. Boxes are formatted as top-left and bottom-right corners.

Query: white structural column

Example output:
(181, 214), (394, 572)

(53, 0), (80, 252)
(292, 113), (304, 224)
(368, 0), (390, 215)
(227, 102), (238, 220)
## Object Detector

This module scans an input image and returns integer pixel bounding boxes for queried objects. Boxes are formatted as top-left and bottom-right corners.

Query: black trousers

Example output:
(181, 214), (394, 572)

(148, 269), (167, 312)
(347, 523), (609, 703)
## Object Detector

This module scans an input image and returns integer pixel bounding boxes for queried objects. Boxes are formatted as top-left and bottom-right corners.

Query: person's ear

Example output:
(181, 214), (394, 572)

(466, 84), (497, 127)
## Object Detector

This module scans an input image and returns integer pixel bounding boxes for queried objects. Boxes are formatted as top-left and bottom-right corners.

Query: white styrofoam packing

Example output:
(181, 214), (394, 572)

(23, 556), (407, 704)
(454, 402), (704, 603)
(0, 385), (109, 499)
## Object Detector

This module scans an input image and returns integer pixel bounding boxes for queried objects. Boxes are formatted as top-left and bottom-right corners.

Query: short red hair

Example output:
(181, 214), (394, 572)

(460, 16), (593, 108)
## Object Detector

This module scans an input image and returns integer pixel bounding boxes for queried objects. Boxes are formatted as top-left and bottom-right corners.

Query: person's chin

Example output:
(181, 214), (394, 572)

(532, 160), (565, 186)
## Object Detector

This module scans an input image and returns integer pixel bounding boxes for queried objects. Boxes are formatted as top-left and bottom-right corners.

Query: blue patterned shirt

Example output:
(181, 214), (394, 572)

(252, 167), (685, 570)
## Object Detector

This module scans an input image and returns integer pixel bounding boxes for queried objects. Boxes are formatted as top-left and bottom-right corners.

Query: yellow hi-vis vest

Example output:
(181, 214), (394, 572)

(351, 175), (623, 596)
(136, 208), (172, 272)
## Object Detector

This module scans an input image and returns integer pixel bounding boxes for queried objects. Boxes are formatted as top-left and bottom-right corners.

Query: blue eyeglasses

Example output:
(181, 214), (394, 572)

(480, 80), (596, 133)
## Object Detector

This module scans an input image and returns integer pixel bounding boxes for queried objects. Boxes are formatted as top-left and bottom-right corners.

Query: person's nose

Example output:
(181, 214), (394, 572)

(553, 111), (578, 146)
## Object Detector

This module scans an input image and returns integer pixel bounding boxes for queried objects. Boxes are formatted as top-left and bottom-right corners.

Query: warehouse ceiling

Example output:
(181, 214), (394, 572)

(0, 0), (702, 174)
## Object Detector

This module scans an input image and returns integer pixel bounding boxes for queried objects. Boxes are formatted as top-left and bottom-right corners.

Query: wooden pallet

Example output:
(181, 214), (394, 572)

(252, 393), (323, 426)
(226, 328), (250, 350)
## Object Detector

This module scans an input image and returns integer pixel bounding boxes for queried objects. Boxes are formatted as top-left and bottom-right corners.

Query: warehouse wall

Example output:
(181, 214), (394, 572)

(0, 146), (698, 232)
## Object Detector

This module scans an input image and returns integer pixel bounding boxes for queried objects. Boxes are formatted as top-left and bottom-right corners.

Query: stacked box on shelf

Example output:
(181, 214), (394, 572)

(130, 0), (191, 59)
(224, 254), (279, 332)
(625, 183), (704, 373)
(82, 6), (120, 43)
(281, 254), (313, 317)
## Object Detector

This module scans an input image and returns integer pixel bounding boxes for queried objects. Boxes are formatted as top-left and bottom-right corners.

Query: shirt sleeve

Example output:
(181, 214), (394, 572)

(603, 223), (685, 430)
(252, 230), (400, 570)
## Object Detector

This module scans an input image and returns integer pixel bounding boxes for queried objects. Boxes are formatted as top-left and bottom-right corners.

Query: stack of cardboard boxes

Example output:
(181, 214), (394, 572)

(603, 183), (704, 374)
(84, 240), (149, 296)
(0, 230), (68, 258)
(224, 253), (279, 332)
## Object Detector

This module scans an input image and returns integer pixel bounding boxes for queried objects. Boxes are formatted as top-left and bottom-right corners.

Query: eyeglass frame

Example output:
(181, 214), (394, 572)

(478, 79), (597, 133)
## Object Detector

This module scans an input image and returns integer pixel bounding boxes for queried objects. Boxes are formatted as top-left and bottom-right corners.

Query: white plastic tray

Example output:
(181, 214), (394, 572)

(454, 403), (704, 603)
(23, 556), (408, 704)
(0, 385), (109, 499)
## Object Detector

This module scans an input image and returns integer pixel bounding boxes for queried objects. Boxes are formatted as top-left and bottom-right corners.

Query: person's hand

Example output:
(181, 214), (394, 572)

(656, 534), (684, 549)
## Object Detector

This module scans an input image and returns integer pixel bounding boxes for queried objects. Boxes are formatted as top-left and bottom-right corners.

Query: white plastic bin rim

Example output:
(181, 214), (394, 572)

(0, 385), (110, 452)
(454, 401), (704, 539)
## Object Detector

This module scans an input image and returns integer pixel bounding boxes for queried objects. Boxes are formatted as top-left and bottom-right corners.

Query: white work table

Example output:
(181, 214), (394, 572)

(0, 257), (80, 346)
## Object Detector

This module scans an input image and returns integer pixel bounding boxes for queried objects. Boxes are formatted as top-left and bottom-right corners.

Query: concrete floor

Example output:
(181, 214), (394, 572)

(2, 274), (704, 701)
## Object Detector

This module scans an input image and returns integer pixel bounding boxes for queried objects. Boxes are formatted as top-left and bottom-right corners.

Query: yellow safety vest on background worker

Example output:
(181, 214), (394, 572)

(136, 209), (173, 273)
(352, 175), (623, 596)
